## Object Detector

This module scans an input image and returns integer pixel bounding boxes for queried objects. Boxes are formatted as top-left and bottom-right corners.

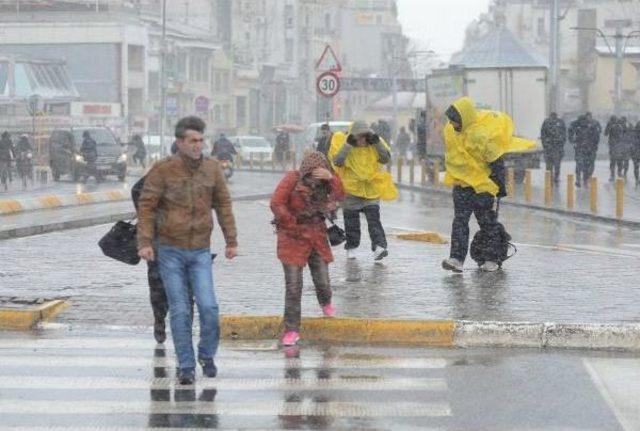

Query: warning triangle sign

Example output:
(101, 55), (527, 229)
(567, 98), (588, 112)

(315, 45), (342, 72)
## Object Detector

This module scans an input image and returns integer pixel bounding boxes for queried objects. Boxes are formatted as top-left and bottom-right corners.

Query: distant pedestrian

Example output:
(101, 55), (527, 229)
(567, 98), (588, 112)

(605, 116), (625, 180)
(315, 124), (333, 157)
(137, 116), (238, 385)
(211, 133), (237, 161)
(329, 121), (397, 261)
(415, 110), (427, 161)
(0, 132), (14, 186)
(270, 151), (345, 346)
(585, 112), (602, 181)
(274, 130), (291, 169)
(540, 112), (566, 183)
(396, 126), (411, 160)
(132, 135), (147, 168)
(619, 117), (634, 179)
(441, 97), (534, 273)
(569, 114), (596, 187)
(80, 131), (100, 183)
(633, 121), (640, 186)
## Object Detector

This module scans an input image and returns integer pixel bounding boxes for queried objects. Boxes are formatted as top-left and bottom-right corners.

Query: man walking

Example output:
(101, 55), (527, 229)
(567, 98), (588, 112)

(585, 112), (602, 181)
(329, 121), (397, 261)
(396, 126), (411, 160)
(605, 116), (626, 180)
(80, 131), (100, 183)
(569, 114), (591, 187)
(540, 112), (566, 183)
(137, 116), (238, 385)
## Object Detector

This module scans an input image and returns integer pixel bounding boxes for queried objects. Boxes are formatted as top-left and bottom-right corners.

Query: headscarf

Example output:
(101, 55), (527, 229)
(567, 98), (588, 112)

(297, 151), (332, 216)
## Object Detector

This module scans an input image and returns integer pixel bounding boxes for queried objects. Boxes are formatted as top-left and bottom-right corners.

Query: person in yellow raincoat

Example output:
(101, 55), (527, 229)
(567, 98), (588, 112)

(441, 97), (535, 273)
(329, 121), (397, 261)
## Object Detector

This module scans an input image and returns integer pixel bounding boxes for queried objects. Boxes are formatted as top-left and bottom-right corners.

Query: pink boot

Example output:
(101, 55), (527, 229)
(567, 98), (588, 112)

(322, 303), (336, 317)
(281, 331), (300, 346)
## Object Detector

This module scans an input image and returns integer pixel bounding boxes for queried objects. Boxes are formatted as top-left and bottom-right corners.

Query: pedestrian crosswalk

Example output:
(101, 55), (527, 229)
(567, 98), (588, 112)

(0, 334), (453, 429)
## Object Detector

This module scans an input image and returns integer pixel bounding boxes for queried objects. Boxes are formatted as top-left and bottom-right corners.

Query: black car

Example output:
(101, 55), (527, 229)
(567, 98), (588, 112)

(49, 127), (127, 181)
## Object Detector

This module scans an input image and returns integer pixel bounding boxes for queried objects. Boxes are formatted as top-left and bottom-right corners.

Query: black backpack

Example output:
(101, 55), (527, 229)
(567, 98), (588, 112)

(469, 200), (517, 268)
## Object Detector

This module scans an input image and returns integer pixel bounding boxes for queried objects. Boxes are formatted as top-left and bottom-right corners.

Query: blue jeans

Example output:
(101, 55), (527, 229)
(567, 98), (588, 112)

(157, 245), (219, 370)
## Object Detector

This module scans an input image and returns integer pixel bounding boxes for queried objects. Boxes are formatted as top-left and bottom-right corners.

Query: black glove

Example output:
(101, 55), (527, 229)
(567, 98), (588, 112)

(346, 134), (357, 146)
(489, 158), (507, 198)
(366, 133), (380, 145)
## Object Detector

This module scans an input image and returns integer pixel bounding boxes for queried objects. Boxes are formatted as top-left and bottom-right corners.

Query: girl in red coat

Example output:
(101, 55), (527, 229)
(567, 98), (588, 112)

(270, 151), (345, 346)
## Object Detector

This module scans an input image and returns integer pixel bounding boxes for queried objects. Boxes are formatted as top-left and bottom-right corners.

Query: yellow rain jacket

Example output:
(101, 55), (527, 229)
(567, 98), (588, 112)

(328, 131), (398, 201)
(443, 97), (536, 196)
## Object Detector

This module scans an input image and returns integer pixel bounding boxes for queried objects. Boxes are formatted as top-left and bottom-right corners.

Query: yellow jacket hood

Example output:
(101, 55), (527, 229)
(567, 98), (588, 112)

(451, 97), (478, 132)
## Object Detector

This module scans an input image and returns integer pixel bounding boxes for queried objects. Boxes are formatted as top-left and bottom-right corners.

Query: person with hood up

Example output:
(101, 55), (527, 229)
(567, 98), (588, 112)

(540, 112), (566, 183)
(80, 130), (100, 183)
(328, 121), (397, 261)
(441, 97), (535, 273)
(605, 115), (626, 181)
(132, 134), (147, 168)
(270, 151), (345, 346)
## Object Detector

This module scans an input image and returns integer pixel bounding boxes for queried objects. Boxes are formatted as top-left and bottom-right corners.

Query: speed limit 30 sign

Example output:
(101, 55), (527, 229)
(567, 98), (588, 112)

(316, 71), (340, 98)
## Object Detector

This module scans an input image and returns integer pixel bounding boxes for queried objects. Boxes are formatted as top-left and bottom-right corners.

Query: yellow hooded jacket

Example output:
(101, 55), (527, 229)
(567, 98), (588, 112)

(443, 97), (535, 196)
(328, 131), (398, 201)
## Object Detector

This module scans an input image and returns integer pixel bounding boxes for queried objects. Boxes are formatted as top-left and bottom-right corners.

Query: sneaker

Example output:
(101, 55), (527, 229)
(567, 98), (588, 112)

(322, 303), (336, 317)
(480, 261), (500, 272)
(178, 368), (195, 385)
(373, 246), (388, 261)
(346, 249), (357, 260)
(281, 330), (300, 346)
(153, 321), (166, 344)
(442, 258), (463, 273)
(198, 358), (217, 378)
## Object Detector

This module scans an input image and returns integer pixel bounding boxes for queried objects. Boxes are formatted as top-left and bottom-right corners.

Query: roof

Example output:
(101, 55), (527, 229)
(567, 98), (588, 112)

(450, 26), (547, 69)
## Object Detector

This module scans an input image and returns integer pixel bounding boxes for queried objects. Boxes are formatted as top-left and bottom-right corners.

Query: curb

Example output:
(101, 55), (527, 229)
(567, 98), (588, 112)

(217, 316), (640, 351)
(0, 300), (70, 330)
(0, 190), (128, 215)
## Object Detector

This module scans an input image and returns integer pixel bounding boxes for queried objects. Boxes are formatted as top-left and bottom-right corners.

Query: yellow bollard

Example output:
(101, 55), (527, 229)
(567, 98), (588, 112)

(420, 160), (427, 186)
(589, 177), (598, 213)
(524, 169), (532, 203)
(433, 160), (440, 187)
(506, 168), (515, 198)
(249, 153), (254, 170)
(616, 178), (624, 219)
(567, 174), (575, 210)
(397, 157), (403, 184)
(259, 153), (264, 170)
(544, 170), (553, 207)
(409, 159), (415, 185)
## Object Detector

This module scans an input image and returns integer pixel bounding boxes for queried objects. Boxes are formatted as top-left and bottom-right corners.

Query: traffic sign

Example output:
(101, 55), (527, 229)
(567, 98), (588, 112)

(316, 71), (340, 98)
(315, 45), (342, 72)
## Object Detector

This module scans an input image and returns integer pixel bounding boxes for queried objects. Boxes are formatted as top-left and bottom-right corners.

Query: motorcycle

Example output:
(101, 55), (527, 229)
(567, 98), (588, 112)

(220, 158), (234, 180)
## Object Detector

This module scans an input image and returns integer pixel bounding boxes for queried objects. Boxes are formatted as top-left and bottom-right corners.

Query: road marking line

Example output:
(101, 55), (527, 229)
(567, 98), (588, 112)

(0, 400), (452, 417)
(0, 355), (447, 369)
(0, 376), (447, 391)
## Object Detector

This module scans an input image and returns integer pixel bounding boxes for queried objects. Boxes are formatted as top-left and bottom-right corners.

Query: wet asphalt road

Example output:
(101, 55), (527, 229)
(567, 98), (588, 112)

(0, 328), (638, 430)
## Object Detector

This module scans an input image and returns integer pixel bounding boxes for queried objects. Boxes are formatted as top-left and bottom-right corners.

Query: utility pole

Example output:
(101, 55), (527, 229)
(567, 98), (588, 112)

(548, 0), (559, 113)
(613, 27), (624, 116)
(160, 0), (167, 157)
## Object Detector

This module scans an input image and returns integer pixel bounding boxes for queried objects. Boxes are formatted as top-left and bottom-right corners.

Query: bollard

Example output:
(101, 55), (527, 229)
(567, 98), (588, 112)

(397, 157), (403, 184)
(544, 170), (553, 207)
(259, 153), (265, 171)
(249, 153), (254, 170)
(589, 177), (598, 214)
(616, 178), (624, 219)
(506, 168), (515, 198)
(409, 159), (415, 185)
(420, 160), (427, 186)
(524, 169), (532, 203)
(433, 160), (440, 187)
(567, 174), (575, 210)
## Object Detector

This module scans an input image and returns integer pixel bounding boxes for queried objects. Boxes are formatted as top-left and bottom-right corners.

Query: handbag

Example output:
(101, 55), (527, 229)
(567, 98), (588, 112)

(327, 219), (346, 247)
(98, 219), (141, 265)
(469, 199), (517, 268)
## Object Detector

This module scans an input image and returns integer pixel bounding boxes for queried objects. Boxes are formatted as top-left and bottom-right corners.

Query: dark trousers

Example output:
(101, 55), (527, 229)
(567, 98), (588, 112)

(632, 158), (640, 182)
(575, 152), (591, 185)
(450, 186), (502, 262)
(147, 260), (169, 324)
(282, 251), (332, 332)
(343, 205), (387, 251)
(544, 153), (562, 182)
(610, 159), (629, 178)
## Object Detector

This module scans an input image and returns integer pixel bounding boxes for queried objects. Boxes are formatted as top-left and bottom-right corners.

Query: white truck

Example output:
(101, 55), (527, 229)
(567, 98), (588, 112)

(425, 67), (544, 182)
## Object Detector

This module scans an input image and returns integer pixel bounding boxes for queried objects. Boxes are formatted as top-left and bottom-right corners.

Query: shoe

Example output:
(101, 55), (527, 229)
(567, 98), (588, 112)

(153, 321), (166, 344)
(281, 331), (300, 346)
(322, 303), (336, 317)
(178, 368), (195, 385)
(346, 249), (357, 260)
(480, 261), (499, 272)
(442, 258), (463, 273)
(198, 358), (217, 378)
(373, 246), (388, 261)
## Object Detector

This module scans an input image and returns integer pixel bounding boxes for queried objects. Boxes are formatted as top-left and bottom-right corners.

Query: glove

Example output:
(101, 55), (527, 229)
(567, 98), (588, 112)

(346, 134), (357, 146)
(366, 133), (380, 145)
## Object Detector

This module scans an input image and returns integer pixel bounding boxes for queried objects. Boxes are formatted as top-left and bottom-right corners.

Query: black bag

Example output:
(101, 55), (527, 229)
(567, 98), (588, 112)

(327, 220), (346, 247)
(469, 200), (517, 267)
(98, 220), (141, 265)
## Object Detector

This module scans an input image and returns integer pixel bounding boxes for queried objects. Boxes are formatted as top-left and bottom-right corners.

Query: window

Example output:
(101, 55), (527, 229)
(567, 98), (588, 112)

(14, 63), (34, 97)
(537, 17), (546, 38)
(285, 39), (294, 62)
(285, 4), (294, 28)
(236, 96), (247, 127)
(128, 45), (144, 72)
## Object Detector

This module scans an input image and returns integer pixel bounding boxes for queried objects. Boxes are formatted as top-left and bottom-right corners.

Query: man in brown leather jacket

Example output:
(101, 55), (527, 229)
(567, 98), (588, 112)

(137, 116), (238, 385)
